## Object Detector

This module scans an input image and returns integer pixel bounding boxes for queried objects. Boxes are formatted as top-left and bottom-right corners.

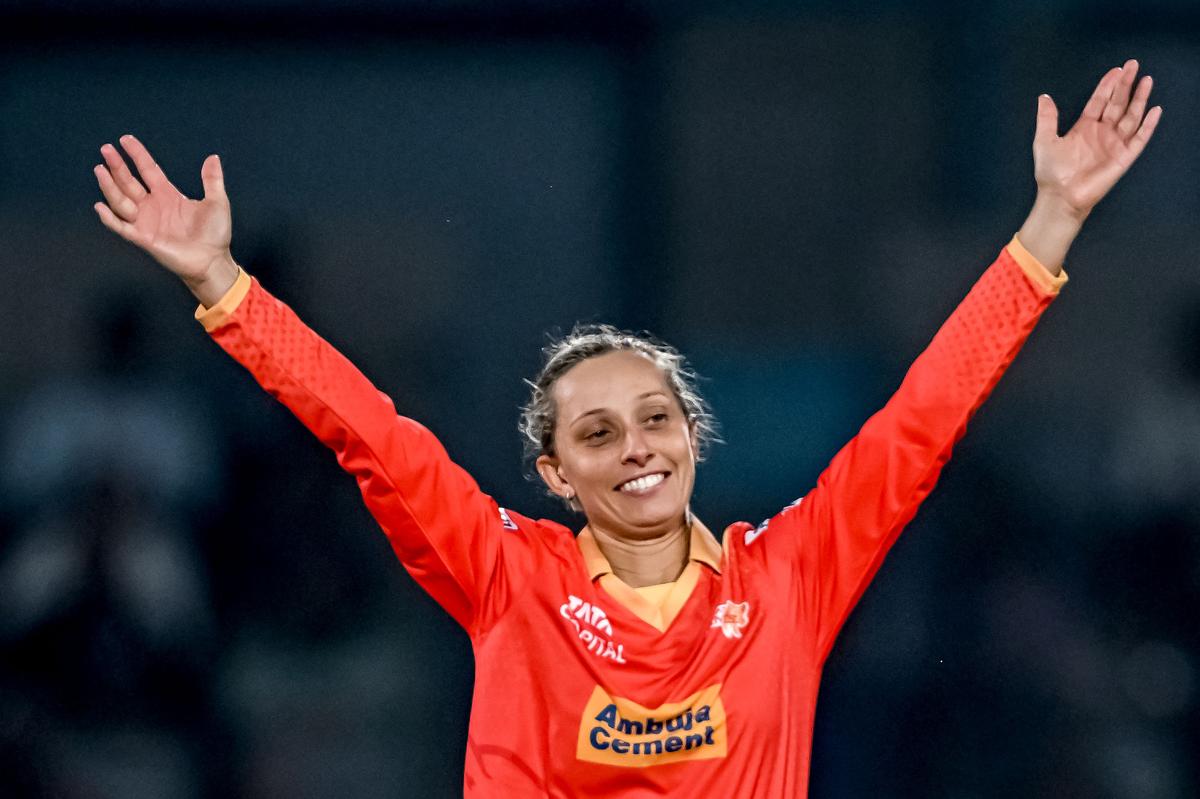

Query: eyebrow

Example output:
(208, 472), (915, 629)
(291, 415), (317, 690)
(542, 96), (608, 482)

(570, 391), (670, 425)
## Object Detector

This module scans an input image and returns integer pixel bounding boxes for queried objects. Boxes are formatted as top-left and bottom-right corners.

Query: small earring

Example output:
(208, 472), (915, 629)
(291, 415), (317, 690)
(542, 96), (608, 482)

(564, 489), (575, 500)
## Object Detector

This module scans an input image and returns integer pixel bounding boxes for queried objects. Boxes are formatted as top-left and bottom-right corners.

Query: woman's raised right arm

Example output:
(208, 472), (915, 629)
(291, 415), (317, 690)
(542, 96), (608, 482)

(92, 136), (528, 635)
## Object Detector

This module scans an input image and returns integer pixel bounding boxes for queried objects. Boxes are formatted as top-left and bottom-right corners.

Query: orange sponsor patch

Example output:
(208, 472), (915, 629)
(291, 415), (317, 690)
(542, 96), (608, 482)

(576, 684), (727, 767)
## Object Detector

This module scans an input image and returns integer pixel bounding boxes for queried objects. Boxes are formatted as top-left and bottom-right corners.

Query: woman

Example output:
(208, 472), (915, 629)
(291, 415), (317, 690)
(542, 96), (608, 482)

(93, 62), (1160, 796)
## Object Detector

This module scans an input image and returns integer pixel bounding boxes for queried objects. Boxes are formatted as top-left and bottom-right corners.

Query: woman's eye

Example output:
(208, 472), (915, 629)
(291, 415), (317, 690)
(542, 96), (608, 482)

(647, 412), (668, 424)
(586, 429), (610, 442)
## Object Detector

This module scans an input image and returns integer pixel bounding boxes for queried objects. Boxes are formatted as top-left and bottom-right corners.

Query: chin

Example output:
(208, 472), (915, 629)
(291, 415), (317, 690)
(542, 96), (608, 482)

(610, 498), (686, 535)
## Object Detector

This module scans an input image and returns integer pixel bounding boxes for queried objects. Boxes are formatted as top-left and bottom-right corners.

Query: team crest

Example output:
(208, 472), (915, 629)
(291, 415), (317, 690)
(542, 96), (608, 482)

(711, 601), (750, 639)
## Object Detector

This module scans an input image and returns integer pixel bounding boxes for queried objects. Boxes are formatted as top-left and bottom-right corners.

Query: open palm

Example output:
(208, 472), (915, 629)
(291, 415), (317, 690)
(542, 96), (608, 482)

(1034, 59), (1162, 217)
(93, 134), (232, 282)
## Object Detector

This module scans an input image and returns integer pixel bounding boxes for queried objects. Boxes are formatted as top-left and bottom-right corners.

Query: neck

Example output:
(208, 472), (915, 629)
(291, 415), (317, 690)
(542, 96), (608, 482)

(589, 517), (690, 588)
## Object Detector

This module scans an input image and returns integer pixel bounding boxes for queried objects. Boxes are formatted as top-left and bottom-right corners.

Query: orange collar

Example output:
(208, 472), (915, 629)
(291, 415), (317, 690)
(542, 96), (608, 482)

(576, 517), (723, 580)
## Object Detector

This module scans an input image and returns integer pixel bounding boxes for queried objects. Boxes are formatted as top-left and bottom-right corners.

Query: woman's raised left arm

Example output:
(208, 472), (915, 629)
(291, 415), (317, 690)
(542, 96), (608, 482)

(728, 61), (1162, 663)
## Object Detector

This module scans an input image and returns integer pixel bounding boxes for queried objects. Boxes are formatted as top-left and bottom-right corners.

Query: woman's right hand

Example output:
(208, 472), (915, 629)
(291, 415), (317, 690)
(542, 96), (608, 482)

(93, 134), (239, 304)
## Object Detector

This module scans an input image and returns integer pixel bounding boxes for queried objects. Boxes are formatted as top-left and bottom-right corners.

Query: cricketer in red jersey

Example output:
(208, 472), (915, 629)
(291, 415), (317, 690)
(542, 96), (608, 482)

(92, 59), (1161, 798)
(192, 235), (1063, 797)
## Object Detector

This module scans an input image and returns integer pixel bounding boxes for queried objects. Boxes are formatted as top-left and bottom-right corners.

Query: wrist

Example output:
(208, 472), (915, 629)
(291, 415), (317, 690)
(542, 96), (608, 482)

(1017, 194), (1086, 276)
(186, 252), (241, 309)
(1030, 189), (1090, 226)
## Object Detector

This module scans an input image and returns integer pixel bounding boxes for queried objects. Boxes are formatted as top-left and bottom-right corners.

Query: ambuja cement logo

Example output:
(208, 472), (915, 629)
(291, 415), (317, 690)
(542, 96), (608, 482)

(560, 595), (627, 664)
(576, 683), (728, 767)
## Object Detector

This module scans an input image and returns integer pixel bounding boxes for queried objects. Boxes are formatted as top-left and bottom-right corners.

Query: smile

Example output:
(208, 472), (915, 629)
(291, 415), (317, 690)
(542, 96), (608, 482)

(616, 472), (669, 494)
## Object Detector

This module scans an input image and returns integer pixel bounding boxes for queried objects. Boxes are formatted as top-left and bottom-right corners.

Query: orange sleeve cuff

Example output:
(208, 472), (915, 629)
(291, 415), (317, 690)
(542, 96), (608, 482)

(193, 266), (252, 332)
(1006, 233), (1068, 296)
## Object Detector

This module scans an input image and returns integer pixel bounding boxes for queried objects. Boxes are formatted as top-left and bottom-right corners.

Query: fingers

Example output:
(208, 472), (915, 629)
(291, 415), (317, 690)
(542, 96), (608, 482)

(1079, 66), (1122, 123)
(93, 164), (138, 222)
(200, 154), (228, 204)
(1124, 104), (1163, 166)
(1102, 59), (1139, 124)
(1118, 75), (1153, 140)
(1088, 101), (1162, 198)
(118, 134), (174, 192)
(100, 142), (148, 201)
(1034, 94), (1059, 146)
(93, 201), (144, 246)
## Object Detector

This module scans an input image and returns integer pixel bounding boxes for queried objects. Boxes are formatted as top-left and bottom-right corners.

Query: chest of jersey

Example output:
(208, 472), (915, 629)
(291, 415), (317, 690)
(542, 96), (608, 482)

(469, 555), (815, 794)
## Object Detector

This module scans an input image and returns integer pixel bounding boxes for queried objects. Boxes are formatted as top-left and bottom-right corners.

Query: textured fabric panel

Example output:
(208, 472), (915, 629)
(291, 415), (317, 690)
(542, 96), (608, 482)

(206, 276), (520, 633)
(729, 246), (1059, 664)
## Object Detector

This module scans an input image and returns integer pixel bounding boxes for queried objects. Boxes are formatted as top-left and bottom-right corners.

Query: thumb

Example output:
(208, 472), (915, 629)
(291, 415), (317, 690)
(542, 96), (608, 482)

(1034, 94), (1058, 146)
(201, 154), (227, 203)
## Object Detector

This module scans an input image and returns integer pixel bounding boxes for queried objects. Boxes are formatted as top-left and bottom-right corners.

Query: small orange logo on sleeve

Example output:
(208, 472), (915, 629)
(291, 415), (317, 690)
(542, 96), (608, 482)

(576, 684), (727, 767)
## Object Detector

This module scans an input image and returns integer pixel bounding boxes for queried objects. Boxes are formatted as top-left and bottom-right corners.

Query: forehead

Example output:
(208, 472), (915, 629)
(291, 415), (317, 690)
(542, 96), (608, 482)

(553, 350), (674, 418)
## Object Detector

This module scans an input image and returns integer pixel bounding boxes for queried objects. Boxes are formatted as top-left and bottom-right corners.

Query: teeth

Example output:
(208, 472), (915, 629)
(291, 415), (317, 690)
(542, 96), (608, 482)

(619, 473), (666, 494)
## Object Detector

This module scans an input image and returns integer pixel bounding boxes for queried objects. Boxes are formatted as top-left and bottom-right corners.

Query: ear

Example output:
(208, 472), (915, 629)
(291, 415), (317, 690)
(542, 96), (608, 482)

(688, 419), (700, 455)
(536, 454), (574, 500)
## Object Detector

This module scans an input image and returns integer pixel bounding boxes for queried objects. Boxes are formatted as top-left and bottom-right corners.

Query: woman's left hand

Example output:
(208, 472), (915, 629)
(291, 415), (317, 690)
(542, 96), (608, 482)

(1033, 59), (1161, 221)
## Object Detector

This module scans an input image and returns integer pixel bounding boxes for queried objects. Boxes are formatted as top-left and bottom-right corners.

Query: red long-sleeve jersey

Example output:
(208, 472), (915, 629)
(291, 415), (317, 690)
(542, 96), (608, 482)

(196, 236), (1065, 797)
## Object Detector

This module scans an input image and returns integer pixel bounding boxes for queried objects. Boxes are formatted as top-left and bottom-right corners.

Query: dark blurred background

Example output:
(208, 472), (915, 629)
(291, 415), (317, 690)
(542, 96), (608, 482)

(0, 1), (1197, 796)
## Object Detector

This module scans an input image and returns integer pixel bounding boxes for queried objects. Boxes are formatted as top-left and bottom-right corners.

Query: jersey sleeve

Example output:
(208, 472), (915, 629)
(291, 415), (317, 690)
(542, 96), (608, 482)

(194, 268), (518, 635)
(751, 236), (1065, 662)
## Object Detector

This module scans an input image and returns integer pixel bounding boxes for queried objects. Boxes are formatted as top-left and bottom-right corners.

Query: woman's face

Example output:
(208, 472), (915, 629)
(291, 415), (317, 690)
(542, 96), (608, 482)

(536, 350), (697, 540)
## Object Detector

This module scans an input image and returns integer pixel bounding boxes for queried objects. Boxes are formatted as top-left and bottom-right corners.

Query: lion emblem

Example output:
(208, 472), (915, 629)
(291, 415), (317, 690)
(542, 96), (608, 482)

(711, 600), (751, 639)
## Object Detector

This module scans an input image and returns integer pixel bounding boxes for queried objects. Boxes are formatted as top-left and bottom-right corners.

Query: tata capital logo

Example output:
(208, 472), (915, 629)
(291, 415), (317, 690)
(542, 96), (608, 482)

(560, 595), (627, 664)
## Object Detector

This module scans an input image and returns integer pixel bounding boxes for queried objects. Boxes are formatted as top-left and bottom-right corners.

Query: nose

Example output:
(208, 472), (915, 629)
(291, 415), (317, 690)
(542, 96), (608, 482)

(620, 426), (653, 467)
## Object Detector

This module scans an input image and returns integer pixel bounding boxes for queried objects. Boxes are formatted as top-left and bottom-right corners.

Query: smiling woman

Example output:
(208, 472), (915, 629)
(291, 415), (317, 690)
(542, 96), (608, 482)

(91, 59), (1161, 798)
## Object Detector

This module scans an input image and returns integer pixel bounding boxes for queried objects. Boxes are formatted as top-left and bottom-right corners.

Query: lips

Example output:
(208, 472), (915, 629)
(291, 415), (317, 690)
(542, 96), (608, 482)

(615, 472), (669, 495)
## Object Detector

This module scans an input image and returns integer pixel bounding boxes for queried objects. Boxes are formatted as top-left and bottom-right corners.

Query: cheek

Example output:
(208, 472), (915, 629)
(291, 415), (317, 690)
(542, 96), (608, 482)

(670, 423), (698, 461)
(644, 427), (697, 480)
(558, 446), (614, 488)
